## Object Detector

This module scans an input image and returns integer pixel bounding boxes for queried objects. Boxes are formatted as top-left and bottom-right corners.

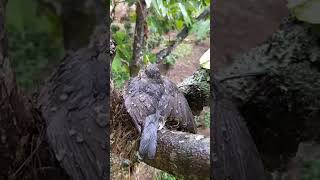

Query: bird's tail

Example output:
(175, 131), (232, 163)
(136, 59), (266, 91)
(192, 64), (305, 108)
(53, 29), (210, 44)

(139, 114), (159, 159)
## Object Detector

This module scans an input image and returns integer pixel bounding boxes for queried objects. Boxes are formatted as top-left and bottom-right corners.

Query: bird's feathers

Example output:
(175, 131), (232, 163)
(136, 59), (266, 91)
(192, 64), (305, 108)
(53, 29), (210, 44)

(123, 69), (197, 134)
(138, 114), (159, 159)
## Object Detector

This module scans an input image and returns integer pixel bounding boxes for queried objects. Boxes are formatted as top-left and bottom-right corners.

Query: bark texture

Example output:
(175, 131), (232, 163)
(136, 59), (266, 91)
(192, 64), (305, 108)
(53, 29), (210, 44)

(144, 130), (210, 180)
(215, 17), (320, 170)
(211, 78), (268, 180)
(179, 69), (210, 115)
(130, 0), (147, 76)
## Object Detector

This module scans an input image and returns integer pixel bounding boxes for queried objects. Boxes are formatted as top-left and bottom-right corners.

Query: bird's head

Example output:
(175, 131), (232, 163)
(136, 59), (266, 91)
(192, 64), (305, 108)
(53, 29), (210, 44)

(145, 64), (161, 80)
(89, 25), (108, 53)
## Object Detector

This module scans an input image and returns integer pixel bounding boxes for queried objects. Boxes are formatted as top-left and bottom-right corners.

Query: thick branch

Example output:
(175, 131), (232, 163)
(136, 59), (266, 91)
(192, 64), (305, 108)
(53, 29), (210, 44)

(111, 85), (209, 179)
(178, 68), (210, 115)
(156, 8), (210, 63)
(144, 130), (210, 180)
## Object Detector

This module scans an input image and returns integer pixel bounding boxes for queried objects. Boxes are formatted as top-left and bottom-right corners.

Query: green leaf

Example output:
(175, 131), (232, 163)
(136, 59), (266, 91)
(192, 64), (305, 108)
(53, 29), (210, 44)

(113, 31), (128, 44)
(117, 44), (132, 61)
(112, 54), (122, 71)
(190, 19), (210, 40)
(178, 3), (192, 26)
(287, 0), (320, 24)
(151, 0), (161, 15)
(175, 20), (184, 30)
(157, 0), (167, 17)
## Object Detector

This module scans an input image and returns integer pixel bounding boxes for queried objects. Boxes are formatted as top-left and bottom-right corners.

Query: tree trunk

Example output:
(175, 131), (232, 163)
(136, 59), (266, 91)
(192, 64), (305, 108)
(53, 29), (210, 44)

(130, 0), (147, 77)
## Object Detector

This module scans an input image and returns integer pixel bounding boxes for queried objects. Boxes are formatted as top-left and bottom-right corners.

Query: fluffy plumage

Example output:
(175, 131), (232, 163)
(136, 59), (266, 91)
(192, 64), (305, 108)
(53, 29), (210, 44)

(123, 64), (196, 159)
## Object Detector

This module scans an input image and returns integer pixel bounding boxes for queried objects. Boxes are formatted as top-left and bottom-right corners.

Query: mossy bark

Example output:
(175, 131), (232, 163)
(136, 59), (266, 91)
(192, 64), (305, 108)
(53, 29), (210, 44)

(216, 17), (320, 170)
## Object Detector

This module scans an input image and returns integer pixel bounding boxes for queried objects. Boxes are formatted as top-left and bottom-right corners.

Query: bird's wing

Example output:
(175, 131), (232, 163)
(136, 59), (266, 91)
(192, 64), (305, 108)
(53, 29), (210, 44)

(38, 48), (108, 180)
(163, 78), (197, 133)
(123, 77), (158, 133)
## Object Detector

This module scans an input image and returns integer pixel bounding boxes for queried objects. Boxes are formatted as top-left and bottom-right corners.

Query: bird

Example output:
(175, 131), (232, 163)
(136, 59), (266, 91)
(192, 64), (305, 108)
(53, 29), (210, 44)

(123, 64), (197, 159)
(37, 25), (109, 180)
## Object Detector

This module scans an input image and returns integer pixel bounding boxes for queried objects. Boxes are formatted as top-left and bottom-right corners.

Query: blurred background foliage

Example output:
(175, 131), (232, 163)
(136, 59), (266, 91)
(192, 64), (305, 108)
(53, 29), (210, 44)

(303, 160), (320, 180)
(6, 0), (64, 93)
(111, 0), (210, 88)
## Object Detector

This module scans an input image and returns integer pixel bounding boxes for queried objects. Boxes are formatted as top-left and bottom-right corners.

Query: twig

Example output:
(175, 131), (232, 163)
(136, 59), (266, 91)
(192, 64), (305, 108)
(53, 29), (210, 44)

(9, 127), (45, 180)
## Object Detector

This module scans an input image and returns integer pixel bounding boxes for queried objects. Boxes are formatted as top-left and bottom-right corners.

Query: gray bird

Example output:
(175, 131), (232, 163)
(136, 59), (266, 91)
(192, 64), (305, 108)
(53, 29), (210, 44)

(123, 64), (197, 159)
(38, 25), (109, 180)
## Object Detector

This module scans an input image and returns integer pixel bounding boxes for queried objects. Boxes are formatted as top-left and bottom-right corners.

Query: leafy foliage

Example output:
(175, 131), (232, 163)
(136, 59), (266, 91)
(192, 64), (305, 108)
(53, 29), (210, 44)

(155, 170), (178, 180)
(6, 0), (64, 92)
(8, 26), (63, 92)
(111, 0), (210, 87)
(164, 43), (192, 65)
(190, 19), (210, 41)
(149, 0), (210, 31)
(112, 30), (133, 88)
(303, 160), (320, 180)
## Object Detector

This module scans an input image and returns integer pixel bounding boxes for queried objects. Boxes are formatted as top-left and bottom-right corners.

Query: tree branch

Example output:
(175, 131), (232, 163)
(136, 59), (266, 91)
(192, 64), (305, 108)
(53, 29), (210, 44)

(178, 68), (210, 115)
(144, 130), (210, 180)
(111, 79), (210, 179)
(156, 8), (210, 63)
